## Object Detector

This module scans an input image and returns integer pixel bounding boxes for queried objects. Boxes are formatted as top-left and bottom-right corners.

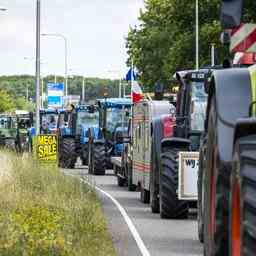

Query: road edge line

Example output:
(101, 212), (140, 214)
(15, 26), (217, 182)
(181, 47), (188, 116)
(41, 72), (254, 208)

(81, 178), (151, 256)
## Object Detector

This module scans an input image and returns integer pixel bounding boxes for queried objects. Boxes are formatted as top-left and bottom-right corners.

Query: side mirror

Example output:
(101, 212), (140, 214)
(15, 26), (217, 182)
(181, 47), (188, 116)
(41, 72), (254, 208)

(220, 0), (242, 29)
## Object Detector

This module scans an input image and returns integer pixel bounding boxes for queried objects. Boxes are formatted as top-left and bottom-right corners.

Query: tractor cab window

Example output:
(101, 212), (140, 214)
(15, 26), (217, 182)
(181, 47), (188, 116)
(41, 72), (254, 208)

(190, 81), (207, 131)
(76, 110), (99, 134)
(106, 107), (130, 133)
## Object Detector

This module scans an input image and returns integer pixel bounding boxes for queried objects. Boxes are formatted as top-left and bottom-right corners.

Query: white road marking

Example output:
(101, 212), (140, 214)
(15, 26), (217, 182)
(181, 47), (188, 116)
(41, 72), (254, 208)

(81, 178), (151, 256)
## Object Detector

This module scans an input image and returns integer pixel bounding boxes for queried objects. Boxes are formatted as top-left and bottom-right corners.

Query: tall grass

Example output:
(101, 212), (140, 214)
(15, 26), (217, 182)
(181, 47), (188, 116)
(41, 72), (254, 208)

(0, 152), (116, 256)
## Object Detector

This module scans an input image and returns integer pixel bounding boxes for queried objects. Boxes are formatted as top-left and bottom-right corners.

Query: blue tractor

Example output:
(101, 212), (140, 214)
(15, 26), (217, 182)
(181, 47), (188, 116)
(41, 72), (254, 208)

(57, 105), (99, 169)
(88, 98), (131, 175)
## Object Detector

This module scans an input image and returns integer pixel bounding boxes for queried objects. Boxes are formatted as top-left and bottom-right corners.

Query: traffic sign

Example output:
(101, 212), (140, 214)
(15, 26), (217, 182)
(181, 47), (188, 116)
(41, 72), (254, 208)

(47, 83), (64, 108)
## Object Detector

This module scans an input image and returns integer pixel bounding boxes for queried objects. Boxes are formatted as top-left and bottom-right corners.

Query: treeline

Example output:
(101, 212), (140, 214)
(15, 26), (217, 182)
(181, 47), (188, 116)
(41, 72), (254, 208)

(0, 75), (124, 113)
(126, 0), (256, 90)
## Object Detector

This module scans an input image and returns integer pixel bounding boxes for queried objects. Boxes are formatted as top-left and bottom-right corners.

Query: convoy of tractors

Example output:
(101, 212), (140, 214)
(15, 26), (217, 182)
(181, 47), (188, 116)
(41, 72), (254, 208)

(1, 0), (255, 254)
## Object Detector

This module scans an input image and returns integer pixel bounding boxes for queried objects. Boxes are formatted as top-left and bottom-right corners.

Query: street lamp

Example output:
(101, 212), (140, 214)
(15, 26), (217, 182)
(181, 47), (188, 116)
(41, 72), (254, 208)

(41, 33), (68, 97)
(195, 0), (199, 70)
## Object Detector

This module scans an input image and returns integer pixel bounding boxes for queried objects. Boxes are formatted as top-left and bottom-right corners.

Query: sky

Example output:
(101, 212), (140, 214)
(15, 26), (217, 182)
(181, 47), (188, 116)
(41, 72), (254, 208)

(0, 0), (144, 79)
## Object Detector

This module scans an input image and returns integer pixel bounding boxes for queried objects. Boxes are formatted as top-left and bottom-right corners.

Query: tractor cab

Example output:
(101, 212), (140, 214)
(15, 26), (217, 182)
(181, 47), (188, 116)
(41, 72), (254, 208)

(15, 110), (34, 153)
(0, 114), (17, 150)
(175, 70), (208, 150)
(98, 98), (131, 156)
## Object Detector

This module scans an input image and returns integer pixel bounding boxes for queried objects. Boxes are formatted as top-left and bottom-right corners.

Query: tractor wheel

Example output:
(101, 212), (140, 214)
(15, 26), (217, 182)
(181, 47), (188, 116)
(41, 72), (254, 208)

(203, 95), (228, 255)
(92, 143), (106, 175)
(229, 135), (256, 256)
(59, 138), (76, 169)
(150, 150), (159, 213)
(140, 187), (150, 204)
(160, 146), (189, 219)
(197, 143), (205, 243)
(117, 174), (126, 187)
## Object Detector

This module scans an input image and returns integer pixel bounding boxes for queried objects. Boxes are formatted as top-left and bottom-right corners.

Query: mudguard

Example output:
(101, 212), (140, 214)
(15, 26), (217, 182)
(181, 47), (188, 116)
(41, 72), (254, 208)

(161, 137), (190, 149)
(233, 118), (256, 143)
(207, 68), (252, 163)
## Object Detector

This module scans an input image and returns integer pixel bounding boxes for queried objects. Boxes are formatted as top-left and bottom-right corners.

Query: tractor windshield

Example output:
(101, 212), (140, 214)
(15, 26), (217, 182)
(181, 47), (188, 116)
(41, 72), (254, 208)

(76, 111), (99, 130)
(190, 81), (207, 131)
(106, 107), (130, 133)
(0, 116), (17, 129)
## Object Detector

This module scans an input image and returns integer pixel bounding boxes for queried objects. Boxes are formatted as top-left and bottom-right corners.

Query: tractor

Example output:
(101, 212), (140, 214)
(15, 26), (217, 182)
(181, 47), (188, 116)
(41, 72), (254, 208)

(0, 114), (18, 151)
(147, 69), (209, 219)
(199, 1), (256, 255)
(88, 98), (131, 175)
(15, 110), (34, 153)
(57, 105), (98, 169)
(0, 111), (34, 153)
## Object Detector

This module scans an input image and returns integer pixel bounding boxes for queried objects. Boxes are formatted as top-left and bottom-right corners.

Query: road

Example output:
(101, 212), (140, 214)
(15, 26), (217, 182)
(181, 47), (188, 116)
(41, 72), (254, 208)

(64, 167), (203, 256)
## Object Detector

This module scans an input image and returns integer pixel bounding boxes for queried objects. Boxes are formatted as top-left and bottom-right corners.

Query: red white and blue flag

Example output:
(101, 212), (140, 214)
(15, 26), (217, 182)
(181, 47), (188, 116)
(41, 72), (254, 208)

(126, 67), (143, 104)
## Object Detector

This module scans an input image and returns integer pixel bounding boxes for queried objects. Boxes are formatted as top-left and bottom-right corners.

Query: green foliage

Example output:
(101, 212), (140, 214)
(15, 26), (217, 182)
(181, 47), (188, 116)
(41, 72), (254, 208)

(0, 90), (14, 113)
(0, 75), (121, 112)
(0, 153), (116, 256)
(126, 0), (256, 90)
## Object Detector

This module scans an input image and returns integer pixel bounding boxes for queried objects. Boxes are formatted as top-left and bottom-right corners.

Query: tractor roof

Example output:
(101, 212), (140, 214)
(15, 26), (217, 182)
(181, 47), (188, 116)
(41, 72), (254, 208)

(97, 98), (132, 109)
(40, 108), (58, 114)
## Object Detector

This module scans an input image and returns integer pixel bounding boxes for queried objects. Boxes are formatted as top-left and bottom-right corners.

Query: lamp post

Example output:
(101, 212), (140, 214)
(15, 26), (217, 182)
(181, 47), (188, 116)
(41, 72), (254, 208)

(35, 0), (41, 135)
(196, 0), (199, 70)
(41, 33), (68, 97)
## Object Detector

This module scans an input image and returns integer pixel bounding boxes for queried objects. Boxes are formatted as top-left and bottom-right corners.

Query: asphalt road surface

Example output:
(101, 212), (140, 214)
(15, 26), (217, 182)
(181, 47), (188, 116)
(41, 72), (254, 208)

(63, 167), (203, 256)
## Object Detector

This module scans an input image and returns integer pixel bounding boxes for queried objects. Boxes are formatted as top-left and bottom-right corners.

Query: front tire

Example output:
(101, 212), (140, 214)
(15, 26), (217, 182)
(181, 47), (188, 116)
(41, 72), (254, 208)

(59, 138), (77, 169)
(160, 146), (189, 219)
(92, 143), (106, 175)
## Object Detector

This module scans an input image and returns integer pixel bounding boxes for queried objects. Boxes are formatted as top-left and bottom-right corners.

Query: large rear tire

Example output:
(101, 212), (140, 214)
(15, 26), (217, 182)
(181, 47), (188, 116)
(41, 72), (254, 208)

(198, 138), (206, 243)
(229, 135), (256, 256)
(160, 146), (189, 219)
(59, 138), (77, 169)
(92, 143), (106, 175)
(204, 95), (229, 255)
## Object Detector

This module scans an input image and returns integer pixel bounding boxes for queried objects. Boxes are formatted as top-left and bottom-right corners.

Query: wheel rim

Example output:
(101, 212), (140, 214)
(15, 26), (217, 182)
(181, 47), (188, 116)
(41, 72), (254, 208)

(231, 180), (241, 256)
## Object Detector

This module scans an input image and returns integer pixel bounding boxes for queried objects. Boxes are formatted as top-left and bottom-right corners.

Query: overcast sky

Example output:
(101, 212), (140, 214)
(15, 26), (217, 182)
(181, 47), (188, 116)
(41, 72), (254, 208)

(0, 0), (144, 78)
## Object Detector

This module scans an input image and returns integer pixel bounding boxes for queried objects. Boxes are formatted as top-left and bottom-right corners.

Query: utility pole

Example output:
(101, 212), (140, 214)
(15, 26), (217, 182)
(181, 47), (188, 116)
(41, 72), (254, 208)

(196, 0), (199, 70)
(119, 78), (122, 98)
(35, 0), (41, 135)
(82, 77), (85, 102)
(211, 43), (215, 66)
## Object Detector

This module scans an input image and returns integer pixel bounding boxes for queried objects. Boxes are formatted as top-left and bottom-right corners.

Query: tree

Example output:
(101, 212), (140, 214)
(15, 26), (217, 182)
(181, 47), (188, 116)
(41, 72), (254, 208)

(0, 90), (14, 113)
(126, 0), (256, 90)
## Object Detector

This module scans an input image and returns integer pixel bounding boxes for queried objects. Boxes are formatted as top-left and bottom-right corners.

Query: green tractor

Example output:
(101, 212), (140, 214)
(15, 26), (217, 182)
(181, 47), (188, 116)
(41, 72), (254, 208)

(198, 1), (256, 255)
(0, 114), (18, 151)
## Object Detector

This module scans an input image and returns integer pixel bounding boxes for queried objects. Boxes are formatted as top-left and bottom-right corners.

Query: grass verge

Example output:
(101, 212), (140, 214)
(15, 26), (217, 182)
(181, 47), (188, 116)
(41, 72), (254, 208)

(0, 152), (116, 256)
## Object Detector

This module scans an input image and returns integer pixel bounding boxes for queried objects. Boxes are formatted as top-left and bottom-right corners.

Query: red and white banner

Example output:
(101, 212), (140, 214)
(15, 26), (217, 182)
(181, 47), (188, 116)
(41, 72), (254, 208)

(230, 23), (256, 53)
(131, 81), (143, 103)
